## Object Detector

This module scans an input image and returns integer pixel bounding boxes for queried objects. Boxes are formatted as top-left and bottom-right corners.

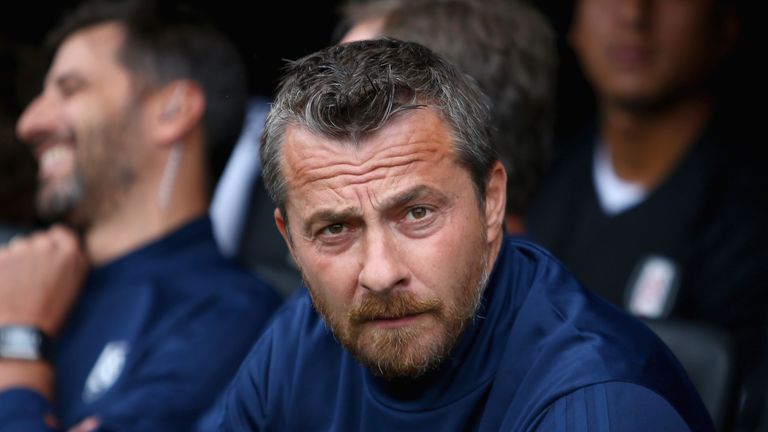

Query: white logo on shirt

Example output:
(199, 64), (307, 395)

(83, 341), (129, 403)
(627, 255), (679, 319)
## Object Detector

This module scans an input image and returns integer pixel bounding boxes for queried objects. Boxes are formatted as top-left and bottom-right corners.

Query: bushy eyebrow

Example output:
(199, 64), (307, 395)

(378, 185), (449, 213)
(302, 207), (362, 237)
(301, 185), (449, 236)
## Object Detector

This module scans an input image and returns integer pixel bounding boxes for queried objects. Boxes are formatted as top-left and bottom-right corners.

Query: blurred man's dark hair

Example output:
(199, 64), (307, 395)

(48, 0), (247, 191)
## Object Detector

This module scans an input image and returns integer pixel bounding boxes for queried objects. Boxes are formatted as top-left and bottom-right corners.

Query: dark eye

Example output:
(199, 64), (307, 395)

(316, 222), (355, 249)
(322, 223), (345, 235)
(58, 78), (85, 99)
(406, 206), (431, 221)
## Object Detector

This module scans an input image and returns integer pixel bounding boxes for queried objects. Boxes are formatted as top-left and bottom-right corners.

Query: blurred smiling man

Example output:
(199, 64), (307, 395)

(0, 1), (279, 430)
(26, 24), (143, 228)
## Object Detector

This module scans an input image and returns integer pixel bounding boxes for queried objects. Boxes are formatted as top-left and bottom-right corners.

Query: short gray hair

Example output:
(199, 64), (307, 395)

(261, 38), (495, 214)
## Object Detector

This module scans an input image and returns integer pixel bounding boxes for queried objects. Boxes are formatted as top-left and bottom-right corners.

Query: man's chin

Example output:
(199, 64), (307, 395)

(37, 190), (82, 225)
(347, 323), (455, 380)
(355, 349), (442, 380)
(606, 85), (696, 114)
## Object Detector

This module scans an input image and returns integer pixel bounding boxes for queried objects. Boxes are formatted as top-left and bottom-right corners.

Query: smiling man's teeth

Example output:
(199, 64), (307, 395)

(41, 145), (72, 166)
(39, 145), (76, 179)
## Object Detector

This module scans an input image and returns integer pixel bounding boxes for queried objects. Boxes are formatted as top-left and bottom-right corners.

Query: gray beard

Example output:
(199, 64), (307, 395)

(37, 171), (86, 224)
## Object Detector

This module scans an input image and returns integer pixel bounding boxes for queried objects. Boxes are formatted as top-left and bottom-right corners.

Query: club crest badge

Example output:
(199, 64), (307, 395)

(83, 341), (129, 403)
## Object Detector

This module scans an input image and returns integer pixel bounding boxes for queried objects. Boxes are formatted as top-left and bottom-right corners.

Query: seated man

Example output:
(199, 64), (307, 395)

(525, 0), (768, 411)
(527, 0), (765, 330)
(221, 39), (713, 431)
(0, 0), (280, 430)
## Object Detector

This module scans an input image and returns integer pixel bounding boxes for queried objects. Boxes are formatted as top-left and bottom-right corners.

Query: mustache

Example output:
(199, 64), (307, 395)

(349, 291), (441, 323)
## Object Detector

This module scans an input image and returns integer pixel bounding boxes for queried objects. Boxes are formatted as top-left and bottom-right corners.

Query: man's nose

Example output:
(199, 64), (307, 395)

(16, 93), (61, 146)
(357, 228), (409, 294)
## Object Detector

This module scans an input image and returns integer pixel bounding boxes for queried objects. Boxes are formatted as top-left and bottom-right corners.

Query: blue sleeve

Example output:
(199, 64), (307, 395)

(88, 298), (276, 431)
(0, 298), (277, 431)
(0, 389), (54, 431)
(532, 382), (696, 432)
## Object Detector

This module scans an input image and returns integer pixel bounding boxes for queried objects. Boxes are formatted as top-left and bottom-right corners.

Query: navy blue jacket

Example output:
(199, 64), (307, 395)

(0, 217), (281, 430)
(222, 237), (713, 431)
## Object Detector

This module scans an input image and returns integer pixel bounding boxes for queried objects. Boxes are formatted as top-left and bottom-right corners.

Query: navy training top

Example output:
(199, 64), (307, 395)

(0, 216), (282, 431)
(221, 236), (714, 431)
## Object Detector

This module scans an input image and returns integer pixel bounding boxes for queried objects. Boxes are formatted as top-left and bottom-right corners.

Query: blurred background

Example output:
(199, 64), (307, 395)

(0, 0), (345, 106)
(1, 1), (766, 430)
(3, 0), (764, 188)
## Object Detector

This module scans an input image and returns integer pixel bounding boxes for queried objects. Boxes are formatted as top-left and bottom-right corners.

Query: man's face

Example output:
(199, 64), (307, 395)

(16, 23), (142, 226)
(277, 109), (502, 379)
(570, 0), (730, 110)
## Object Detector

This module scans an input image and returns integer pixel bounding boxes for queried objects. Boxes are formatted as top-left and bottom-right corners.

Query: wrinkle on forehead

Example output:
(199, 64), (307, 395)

(282, 110), (454, 192)
(295, 144), (441, 191)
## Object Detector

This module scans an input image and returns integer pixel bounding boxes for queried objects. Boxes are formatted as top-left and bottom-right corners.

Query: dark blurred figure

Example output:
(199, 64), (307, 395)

(527, 0), (767, 426)
(0, 1), (280, 430)
(340, 0), (557, 234)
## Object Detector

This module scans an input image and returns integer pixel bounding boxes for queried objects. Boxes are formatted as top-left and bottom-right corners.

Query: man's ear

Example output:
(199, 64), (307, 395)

(150, 80), (206, 146)
(483, 161), (507, 244)
(275, 207), (296, 256)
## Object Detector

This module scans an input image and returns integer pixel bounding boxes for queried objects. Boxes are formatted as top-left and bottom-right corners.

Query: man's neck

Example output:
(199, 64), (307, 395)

(85, 200), (206, 266)
(600, 92), (714, 189)
(84, 151), (209, 265)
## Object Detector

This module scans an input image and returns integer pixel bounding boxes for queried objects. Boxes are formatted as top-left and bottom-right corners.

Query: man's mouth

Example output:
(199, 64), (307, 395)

(350, 293), (441, 329)
(367, 312), (427, 329)
(608, 44), (652, 69)
(38, 144), (76, 181)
